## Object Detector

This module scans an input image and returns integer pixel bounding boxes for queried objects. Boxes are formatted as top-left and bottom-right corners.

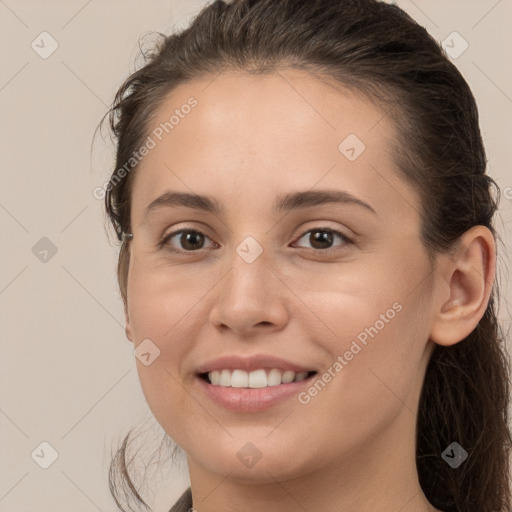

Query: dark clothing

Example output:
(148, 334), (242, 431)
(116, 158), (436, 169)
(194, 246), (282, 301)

(168, 487), (193, 512)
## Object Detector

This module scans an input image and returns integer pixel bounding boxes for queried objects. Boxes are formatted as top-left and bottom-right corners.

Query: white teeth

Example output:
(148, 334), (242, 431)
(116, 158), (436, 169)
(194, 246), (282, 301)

(267, 368), (282, 386)
(206, 368), (313, 388)
(281, 370), (295, 384)
(231, 369), (249, 388)
(248, 369), (267, 388)
(219, 369), (231, 386)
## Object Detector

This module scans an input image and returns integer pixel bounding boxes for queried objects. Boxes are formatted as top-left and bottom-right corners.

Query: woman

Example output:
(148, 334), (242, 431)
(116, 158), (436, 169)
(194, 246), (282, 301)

(101, 0), (512, 511)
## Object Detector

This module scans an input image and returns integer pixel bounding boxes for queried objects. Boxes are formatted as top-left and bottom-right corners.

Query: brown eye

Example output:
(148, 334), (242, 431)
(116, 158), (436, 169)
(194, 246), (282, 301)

(292, 228), (353, 251)
(161, 229), (215, 252)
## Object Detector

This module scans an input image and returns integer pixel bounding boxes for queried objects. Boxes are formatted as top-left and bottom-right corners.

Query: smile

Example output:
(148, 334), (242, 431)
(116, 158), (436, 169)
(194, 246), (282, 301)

(201, 368), (317, 388)
(196, 369), (318, 412)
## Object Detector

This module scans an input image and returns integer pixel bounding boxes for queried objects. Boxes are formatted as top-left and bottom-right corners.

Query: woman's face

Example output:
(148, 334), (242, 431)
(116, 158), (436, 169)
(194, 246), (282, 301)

(125, 69), (441, 484)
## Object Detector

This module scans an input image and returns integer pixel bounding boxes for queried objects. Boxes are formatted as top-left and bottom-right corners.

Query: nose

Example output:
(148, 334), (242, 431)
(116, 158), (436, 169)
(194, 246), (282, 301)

(208, 247), (290, 336)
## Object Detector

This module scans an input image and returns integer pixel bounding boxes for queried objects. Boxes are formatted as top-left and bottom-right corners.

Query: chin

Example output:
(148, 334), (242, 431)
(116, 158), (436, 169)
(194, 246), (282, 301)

(183, 431), (316, 483)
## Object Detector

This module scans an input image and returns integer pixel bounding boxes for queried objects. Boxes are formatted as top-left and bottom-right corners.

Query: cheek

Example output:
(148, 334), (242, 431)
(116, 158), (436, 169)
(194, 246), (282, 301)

(126, 263), (208, 432)
(127, 257), (206, 341)
(294, 250), (432, 424)
(300, 284), (425, 386)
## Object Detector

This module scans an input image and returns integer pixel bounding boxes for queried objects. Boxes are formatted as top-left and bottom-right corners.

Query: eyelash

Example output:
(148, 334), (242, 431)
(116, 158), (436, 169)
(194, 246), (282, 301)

(158, 226), (355, 254)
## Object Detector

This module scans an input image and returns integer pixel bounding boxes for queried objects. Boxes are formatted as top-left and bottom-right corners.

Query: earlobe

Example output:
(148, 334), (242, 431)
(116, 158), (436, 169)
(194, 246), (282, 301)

(430, 226), (496, 347)
(125, 323), (133, 343)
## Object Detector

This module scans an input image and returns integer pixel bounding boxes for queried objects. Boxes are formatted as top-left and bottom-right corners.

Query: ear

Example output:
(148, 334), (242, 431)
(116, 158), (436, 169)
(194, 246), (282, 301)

(124, 304), (134, 343)
(121, 240), (133, 343)
(430, 225), (496, 346)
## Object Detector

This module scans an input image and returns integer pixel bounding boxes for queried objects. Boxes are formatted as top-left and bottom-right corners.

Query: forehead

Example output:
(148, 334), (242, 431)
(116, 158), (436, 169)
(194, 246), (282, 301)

(130, 69), (418, 224)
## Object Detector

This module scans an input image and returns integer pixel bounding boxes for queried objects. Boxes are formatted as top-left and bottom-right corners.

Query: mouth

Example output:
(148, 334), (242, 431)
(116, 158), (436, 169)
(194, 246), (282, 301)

(197, 368), (318, 388)
(195, 368), (318, 412)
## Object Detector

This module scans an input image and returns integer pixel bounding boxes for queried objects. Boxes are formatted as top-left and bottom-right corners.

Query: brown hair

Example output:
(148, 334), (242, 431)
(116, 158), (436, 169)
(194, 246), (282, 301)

(101, 1), (512, 510)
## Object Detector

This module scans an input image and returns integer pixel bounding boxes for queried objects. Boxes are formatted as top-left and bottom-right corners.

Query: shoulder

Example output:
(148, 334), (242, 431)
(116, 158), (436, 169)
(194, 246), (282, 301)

(168, 487), (193, 512)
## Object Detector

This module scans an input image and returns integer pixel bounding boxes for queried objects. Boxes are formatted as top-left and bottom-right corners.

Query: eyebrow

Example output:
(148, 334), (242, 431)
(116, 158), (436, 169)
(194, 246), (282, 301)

(143, 189), (377, 219)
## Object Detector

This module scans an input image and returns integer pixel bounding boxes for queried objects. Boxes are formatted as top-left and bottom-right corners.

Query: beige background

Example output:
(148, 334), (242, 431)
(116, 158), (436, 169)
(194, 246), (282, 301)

(0, 1), (511, 511)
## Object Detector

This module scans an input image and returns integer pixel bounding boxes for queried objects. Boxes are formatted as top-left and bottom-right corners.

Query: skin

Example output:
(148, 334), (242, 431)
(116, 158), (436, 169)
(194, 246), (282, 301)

(123, 69), (495, 512)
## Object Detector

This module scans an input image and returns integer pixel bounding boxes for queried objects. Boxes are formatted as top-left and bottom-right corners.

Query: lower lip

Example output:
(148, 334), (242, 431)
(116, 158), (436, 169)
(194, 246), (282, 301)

(195, 374), (315, 412)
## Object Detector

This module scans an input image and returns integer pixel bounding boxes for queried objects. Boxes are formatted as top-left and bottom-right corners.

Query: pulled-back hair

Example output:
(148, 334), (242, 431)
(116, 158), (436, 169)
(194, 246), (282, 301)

(101, 1), (512, 510)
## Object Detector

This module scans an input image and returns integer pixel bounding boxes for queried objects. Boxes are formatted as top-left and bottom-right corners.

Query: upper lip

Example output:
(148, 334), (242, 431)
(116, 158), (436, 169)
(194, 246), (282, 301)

(195, 354), (316, 374)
